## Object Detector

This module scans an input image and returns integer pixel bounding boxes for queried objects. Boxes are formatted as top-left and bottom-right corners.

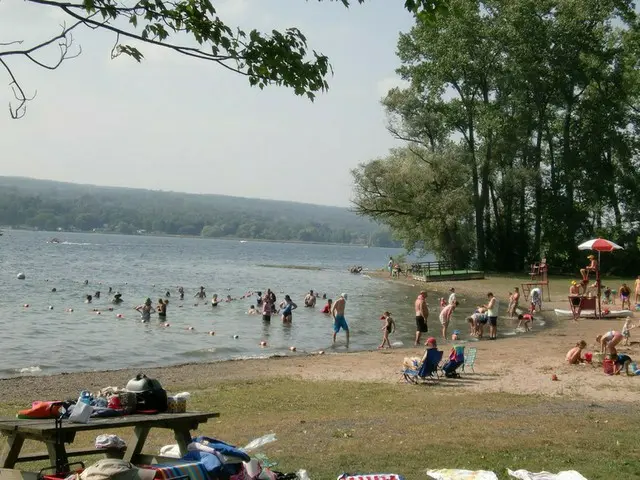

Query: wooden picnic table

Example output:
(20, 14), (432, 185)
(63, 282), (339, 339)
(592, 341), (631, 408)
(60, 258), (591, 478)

(0, 412), (219, 470)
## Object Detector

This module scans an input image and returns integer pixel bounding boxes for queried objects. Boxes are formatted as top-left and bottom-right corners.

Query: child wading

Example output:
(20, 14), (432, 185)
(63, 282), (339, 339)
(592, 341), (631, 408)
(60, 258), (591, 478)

(379, 312), (396, 349)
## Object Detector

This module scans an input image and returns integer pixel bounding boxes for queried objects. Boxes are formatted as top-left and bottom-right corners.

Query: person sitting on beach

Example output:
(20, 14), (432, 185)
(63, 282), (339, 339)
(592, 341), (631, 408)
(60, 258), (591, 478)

(304, 290), (317, 308)
(597, 330), (624, 355)
(194, 286), (206, 299)
(622, 317), (637, 346)
(135, 298), (156, 322)
(619, 283), (632, 310)
(580, 255), (598, 281)
(379, 311), (396, 349)
(611, 353), (634, 375)
(247, 305), (257, 315)
(280, 295), (298, 323)
(566, 341), (587, 364)
(517, 313), (533, 332)
(508, 287), (520, 318)
(211, 294), (219, 307)
(420, 337), (438, 364)
(112, 292), (123, 304)
(321, 299), (332, 314)
(439, 301), (458, 340)
(530, 287), (542, 314)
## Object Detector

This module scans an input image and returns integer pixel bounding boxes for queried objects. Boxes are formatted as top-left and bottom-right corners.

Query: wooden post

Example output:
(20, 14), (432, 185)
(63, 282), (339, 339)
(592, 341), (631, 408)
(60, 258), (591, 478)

(0, 433), (25, 469)
(123, 426), (150, 463)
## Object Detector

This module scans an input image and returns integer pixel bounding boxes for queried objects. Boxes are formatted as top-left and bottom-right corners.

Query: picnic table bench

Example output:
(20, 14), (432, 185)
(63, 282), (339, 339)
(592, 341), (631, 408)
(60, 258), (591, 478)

(0, 412), (219, 470)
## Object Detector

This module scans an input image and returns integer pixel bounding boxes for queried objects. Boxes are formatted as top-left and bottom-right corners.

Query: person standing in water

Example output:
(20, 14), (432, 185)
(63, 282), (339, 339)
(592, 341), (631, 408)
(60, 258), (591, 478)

(280, 295), (298, 322)
(414, 291), (429, 346)
(331, 293), (350, 346)
(262, 291), (273, 322)
(135, 298), (156, 322)
(484, 292), (499, 340)
(178, 286), (184, 300)
(194, 286), (206, 300)
(157, 299), (168, 319)
(304, 290), (316, 307)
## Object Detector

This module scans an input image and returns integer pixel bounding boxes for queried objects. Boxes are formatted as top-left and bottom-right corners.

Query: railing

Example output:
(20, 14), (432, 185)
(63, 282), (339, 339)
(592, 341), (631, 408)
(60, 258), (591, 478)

(409, 261), (474, 278)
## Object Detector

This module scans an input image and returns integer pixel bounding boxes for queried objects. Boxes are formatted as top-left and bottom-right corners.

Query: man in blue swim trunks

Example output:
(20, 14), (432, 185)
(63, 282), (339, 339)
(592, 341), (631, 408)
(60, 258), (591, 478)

(331, 293), (350, 347)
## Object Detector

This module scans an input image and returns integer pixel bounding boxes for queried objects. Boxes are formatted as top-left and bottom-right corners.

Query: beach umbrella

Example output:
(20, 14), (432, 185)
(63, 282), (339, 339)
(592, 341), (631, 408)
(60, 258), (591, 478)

(577, 238), (623, 252)
(577, 238), (624, 318)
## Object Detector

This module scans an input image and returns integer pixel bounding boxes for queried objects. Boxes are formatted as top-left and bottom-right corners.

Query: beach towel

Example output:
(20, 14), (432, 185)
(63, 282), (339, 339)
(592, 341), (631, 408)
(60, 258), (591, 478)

(427, 470), (498, 480)
(337, 474), (405, 480)
(150, 462), (209, 480)
(508, 469), (588, 480)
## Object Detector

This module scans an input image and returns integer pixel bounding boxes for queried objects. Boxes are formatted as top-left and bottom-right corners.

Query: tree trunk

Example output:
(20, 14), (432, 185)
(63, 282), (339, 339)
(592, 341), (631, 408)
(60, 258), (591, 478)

(534, 120), (544, 260)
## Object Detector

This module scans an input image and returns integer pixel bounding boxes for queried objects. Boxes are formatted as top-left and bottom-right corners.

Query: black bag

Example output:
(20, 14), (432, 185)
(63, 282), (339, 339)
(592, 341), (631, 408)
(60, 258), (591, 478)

(125, 373), (168, 413)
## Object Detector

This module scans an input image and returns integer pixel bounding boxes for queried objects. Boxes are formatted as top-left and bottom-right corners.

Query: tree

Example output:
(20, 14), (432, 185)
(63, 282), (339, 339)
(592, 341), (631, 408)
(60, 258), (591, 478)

(352, 145), (474, 266)
(360, 0), (640, 273)
(0, 0), (447, 119)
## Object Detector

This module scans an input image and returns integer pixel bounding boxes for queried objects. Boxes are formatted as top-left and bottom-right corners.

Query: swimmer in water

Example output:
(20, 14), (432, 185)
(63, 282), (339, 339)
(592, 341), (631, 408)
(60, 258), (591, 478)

(85, 294), (92, 304)
(304, 290), (316, 307)
(135, 298), (156, 322)
(108, 286), (113, 294)
(158, 299), (168, 318)
(248, 305), (257, 315)
(280, 295), (298, 322)
(194, 286), (206, 299)
(51, 288), (57, 293)
(112, 292), (123, 304)
(84, 280), (89, 285)
(94, 291), (100, 299)
(165, 291), (171, 298)
(178, 286), (184, 300)
(211, 294), (219, 307)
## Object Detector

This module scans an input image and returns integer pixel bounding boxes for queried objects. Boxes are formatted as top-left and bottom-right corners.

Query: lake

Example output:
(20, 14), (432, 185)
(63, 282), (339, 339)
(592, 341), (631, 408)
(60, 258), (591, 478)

(0, 230), (517, 378)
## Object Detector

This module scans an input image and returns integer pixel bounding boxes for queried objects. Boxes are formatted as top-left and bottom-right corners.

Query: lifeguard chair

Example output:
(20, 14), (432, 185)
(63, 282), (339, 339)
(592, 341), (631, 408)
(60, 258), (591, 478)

(521, 258), (550, 302)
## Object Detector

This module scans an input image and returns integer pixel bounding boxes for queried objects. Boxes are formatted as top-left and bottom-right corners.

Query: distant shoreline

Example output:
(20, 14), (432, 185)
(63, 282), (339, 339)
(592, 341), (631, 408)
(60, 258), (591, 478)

(1, 227), (397, 249)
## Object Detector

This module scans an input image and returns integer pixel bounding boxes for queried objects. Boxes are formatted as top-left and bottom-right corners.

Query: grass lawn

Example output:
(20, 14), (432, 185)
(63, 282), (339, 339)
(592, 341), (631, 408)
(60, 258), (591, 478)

(3, 378), (640, 480)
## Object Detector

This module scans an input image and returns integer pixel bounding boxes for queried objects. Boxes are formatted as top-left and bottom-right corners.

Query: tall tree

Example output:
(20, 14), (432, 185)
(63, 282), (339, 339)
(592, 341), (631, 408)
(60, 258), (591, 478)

(354, 0), (640, 273)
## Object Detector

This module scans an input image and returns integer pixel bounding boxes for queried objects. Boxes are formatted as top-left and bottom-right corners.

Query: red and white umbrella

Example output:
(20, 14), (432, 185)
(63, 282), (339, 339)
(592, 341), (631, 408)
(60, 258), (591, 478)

(577, 238), (623, 252)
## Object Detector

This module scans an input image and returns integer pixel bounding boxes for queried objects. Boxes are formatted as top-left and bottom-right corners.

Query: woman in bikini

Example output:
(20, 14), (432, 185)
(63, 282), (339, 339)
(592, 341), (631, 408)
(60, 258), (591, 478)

(596, 330), (624, 355)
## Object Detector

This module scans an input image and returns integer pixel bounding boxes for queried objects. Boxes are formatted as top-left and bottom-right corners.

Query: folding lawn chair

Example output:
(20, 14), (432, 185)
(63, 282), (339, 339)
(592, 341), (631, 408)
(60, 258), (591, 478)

(402, 349), (443, 384)
(462, 347), (477, 373)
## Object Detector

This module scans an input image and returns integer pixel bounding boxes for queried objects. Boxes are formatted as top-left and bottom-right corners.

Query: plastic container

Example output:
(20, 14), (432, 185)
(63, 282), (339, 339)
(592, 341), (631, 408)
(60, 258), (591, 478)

(603, 359), (615, 375)
(79, 391), (92, 405)
(584, 352), (593, 363)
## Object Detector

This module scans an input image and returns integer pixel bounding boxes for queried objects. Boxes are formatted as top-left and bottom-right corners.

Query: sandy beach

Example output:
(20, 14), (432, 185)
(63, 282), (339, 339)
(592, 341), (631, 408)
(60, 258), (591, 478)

(2, 273), (638, 405)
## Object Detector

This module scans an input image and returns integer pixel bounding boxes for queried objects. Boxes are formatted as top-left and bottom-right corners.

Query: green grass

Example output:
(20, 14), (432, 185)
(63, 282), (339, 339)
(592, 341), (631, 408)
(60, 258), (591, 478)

(4, 378), (639, 480)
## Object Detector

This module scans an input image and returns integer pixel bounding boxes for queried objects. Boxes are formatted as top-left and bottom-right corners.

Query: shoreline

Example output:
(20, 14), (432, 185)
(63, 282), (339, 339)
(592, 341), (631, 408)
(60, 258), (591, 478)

(2, 273), (639, 405)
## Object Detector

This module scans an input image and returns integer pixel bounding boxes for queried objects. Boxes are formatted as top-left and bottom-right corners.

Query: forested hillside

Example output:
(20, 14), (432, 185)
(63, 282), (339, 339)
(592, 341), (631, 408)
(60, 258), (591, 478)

(0, 177), (396, 246)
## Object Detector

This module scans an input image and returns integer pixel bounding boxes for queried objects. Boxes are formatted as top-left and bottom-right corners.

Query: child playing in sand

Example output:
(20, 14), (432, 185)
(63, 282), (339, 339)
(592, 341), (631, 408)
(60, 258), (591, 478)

(612, 353), (634, 375)
(566, 340), (587, 364)
(622, 317), (637, 346)
(379, 312), (396, 349)
(517, 313), (533, 332)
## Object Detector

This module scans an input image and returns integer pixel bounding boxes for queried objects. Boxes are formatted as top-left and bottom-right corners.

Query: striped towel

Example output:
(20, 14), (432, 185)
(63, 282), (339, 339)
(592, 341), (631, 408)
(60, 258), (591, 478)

(151, 462), (209, 480)
(338, 475), (405, 480)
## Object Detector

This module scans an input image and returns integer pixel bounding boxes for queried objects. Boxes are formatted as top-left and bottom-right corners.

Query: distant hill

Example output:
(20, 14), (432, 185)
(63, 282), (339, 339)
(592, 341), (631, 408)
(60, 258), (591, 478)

(0, 177), (398, 246)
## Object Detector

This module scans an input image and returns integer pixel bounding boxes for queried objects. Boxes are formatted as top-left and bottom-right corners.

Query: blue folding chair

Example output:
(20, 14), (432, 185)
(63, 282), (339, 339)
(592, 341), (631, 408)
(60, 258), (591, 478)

(402, 349), (443, 384)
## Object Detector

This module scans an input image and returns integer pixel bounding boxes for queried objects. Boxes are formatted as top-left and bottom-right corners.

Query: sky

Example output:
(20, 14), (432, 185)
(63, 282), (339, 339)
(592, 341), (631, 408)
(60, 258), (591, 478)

(0, 0), (413, 207)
